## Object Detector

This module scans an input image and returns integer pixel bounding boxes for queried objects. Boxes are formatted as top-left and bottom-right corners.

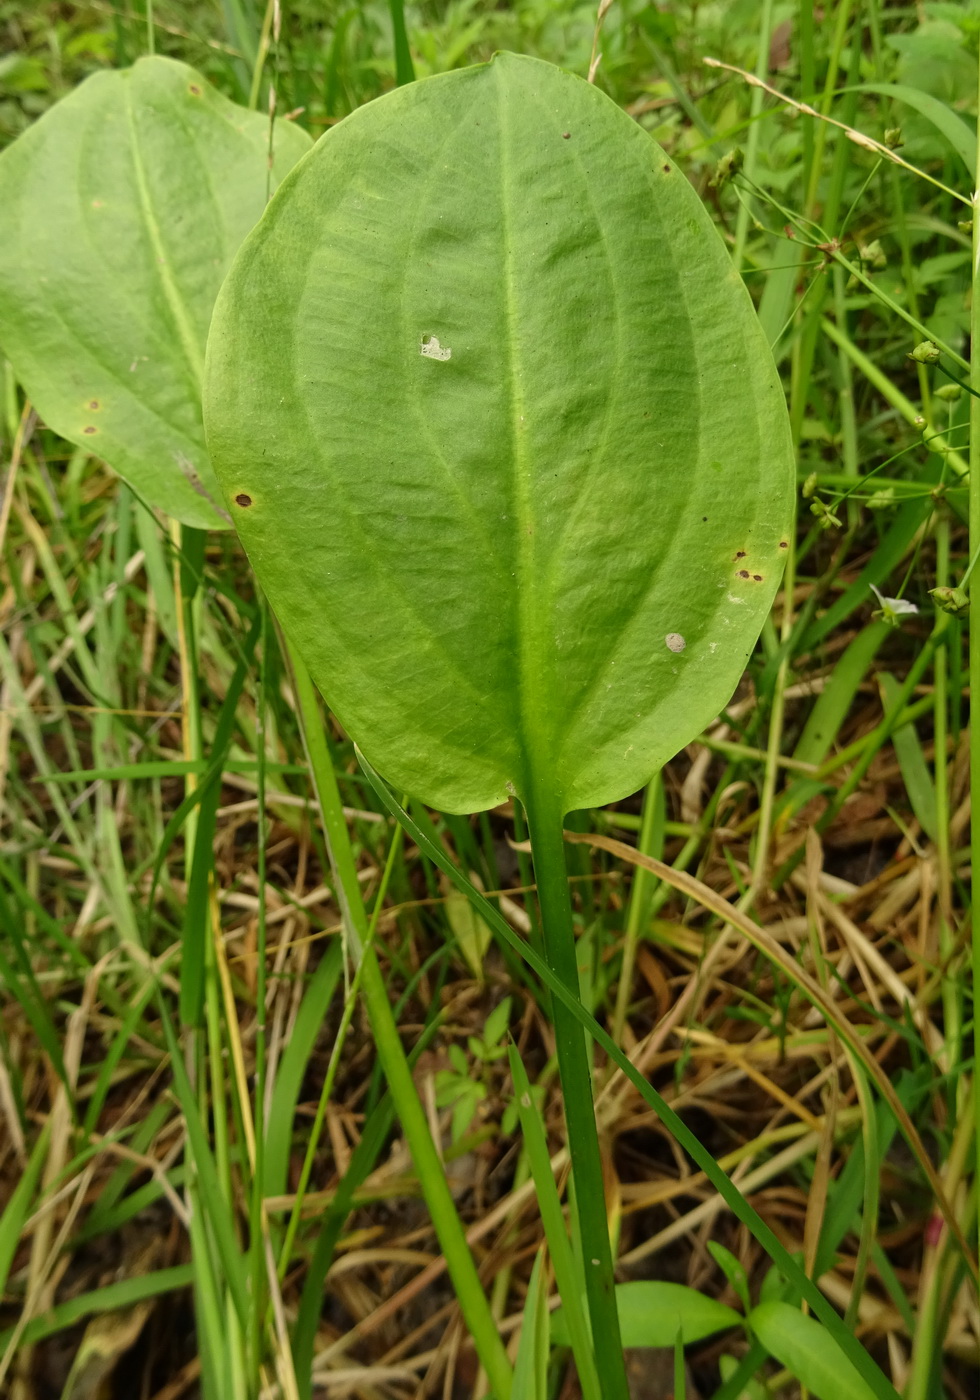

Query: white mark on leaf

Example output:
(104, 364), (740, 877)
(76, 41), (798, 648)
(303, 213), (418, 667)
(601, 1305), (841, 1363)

(665, 632), (686, 653)
(420, 334), (451, 361)
(727, 593), (745, 605)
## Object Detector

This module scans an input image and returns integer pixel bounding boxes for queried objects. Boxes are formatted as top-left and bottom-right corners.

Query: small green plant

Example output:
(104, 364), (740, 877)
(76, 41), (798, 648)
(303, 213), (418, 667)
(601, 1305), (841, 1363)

(435, 995), (512, 1143)
(204, 49), (795, 1400)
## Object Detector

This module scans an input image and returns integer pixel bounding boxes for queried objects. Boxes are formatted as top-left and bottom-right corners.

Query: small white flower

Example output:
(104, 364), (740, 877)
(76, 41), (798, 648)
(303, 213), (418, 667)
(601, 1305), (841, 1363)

(871, 584), (918, 627)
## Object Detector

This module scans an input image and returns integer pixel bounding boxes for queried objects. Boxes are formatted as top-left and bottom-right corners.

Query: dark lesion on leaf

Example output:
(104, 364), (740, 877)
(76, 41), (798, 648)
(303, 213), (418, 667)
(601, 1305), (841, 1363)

(734, 550), (746, 559)
(189, 84), (202, 96)
(235, 493), (253, 508)
(83, 425), (97, 434)
(88, 399), (100, 411)
(737, 569), (750, 579)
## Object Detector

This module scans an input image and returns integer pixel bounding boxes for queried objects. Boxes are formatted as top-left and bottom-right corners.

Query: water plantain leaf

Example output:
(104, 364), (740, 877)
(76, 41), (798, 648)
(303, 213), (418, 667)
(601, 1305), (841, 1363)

(0, 55), (311, 530)
(205, 52), (793, 813)
(748, 1302), (881, 1400)
(552, 1282), (741, 1349)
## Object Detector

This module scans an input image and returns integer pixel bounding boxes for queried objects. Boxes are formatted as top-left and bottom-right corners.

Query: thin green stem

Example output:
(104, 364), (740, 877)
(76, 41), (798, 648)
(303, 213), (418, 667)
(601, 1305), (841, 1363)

(287, 639), (512, 1400)
(522, 778), (629, 1400)
(276, 820), (403, 1280)
(612, 773), (662, 1045)
(248, 0), (277, 110)
(171, 523), (247, 1392)
(933, 514), (963, 1084)
(970, 47), (980, 1270)
(749, 518), (794, 904)
(248, 602), (270, 1387)
(732, 0), (774, 272)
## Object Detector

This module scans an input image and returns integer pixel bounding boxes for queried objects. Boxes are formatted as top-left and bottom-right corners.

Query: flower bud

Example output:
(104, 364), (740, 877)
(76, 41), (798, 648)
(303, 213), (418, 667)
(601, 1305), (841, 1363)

(929, 585), (970, 617)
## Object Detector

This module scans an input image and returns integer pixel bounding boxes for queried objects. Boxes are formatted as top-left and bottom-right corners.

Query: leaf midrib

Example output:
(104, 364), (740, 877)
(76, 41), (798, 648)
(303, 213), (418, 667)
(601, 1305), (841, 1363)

(124, 72), (206, 389)
(497, 65), (548, 800)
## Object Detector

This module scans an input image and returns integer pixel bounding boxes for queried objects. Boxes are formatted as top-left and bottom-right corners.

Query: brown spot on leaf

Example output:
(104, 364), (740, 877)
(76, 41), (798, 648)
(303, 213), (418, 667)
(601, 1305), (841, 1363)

(235, 493), (252, 508)
(737, 569), (750, 579)
(734, 550), (746, 559)
(779, 540), (788, 548)
(189, 84), (202, 96)
(753, 574), (763, 581)
(88, 399), (100, 411)
(663, 163), (671, 173)
(562, 132), (571, 139)
(83, 425), (97, 434)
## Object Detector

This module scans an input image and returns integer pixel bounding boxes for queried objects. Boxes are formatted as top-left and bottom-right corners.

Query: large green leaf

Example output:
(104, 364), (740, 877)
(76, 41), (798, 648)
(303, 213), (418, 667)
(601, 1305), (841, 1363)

(0, 56), (311, 530)
(205, 52), (793, 813)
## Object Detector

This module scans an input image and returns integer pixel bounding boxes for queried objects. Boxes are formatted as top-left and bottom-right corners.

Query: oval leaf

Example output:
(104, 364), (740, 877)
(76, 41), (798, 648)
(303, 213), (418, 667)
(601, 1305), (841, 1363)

(0, 55), (311, 529)
(749, 1302), (881, 1400)
(552, 1281), (740, 1349)
(205, 52), (793, 812)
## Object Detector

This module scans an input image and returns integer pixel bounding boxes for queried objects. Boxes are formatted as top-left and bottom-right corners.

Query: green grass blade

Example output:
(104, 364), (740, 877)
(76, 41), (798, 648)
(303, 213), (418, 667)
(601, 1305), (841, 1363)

(512, 1249), (549, 1400)
(879, 672), (939, 842)
(847, 83), (976, 174)
(359, 756), (902, 1400)
(0, 926), (69, 1092)
(179, 612), (260, 1027)
(263, 939), (343, 1197)
(81, 975), (158, 1136)
(794, 621), (889, 767)
(0, 1266), (194, 1350)
(388, 0), (415, 86)
(0, 1123), (49, 1297)
(508, 1045), (601, 1400)
(162, 1015), (249, 1326)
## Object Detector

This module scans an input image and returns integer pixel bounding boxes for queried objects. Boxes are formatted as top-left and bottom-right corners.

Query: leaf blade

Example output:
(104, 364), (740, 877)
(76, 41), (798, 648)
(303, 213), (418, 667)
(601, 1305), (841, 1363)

(748, 1301), (880, 1400)
(205, 52), (793, 813)
(0, 56), (310, 528)
(552, 1282), (740, 1350)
